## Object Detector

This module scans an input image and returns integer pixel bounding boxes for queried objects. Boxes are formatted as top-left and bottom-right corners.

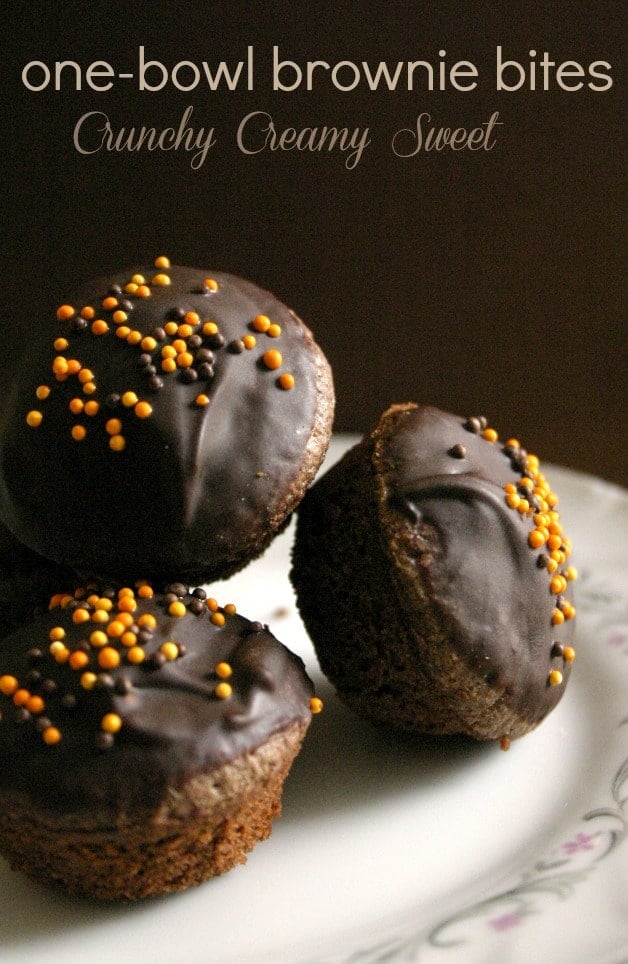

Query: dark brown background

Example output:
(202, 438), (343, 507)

(1, 1), (625, 485)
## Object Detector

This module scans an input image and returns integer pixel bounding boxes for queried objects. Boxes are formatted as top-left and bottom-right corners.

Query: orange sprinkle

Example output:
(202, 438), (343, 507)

(71, 425), (87, 442)
(126, 646), (145, 665)
(183, 311), (200, 326)
(56, 304), (75, 321)
(202, 321), (218, 336)
(84, 400), (100, 417)
(211, 612), (226, 627)
(81, 672), (98, 690)
(154, 255), (171, 269)
(204, 277), (219, 291)
(69, 650), (90, 670)
(106, 619), (126, 639)
(137, 613), (157, 629)
(168, 600), (187, 618)
(215, 661), (232, 679)
(35, 385), (51, 400)
(80, 306), (96, 320)
(54, 337), (69, 351)
(482, 427), (498, 442)
(78, 368), (95, 384)
(121, 391), (138, 408)
(195, 393), (210, 407)
(82, 381), (97, 395)
(42, 726), (62, 745)
(278, 373), (295, 391)
(506, 492), (521, 510)
(176, 351), (194, 368)
(160, 641), (179, 661)
(12, 689), (30, 707)
(26, 410), (43, 428)
(98, 647), (121, 670)
(72, 607), (91, 625)
(25, 695), (45, 714)
(102, 296), (118, 311)
(252, 314), (271, 333)
(528, 529), (547, 549)
(101, 712), (123, 734)
(242, 334), (256, 350)
(263, 349), (282, 370)
(49, 626), (66, 641)
(141, 336), (157, 352)
(134, 401), (153, 419)
(137, 584), (154, 599)
(267, 323), (282, 338)
(90, 630), (109, 648)
(309, 696), (324, 714)
(120, 630), (137, 648)
(563, 646), (576, 663)
(152, 273), (171, 286)
(548, 669), (563, 686)
(135, 284), (151, 298)
(551, 609), (565, 625)
(131, 274), (145, 285)
(109, 435), (126, 452)
(161, 357), (177, 374)
(106, 418), (122, 436)
(0, 675), (19, 696)
(117, 595), (137, 613)
(206, 598), (219, 612)
(214, 681), (232, 699)
(164, 321), (179, 337)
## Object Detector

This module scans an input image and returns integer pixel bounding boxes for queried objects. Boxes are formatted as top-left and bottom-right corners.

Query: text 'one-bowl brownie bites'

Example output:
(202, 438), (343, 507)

(291, 403), (577, 747)
(0, 582), (320, 900)
(0, 257), (334, 584)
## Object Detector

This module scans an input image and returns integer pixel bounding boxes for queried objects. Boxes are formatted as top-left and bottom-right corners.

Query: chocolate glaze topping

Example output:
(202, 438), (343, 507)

(381, 404), (576, 727)
(0, 584), (313, 815)
(0, 262), (331, 582)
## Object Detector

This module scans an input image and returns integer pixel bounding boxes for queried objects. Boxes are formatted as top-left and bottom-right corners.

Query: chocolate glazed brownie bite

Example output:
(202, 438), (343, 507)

(291, 403), (577, 745)
(0, 581), (320, 900)
(0, 257), (334, 584)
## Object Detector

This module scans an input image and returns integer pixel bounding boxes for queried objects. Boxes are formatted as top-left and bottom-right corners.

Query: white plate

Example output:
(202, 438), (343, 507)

(1, 437), (626, 964)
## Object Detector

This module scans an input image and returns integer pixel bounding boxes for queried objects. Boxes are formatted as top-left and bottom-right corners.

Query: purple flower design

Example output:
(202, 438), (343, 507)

(562, 832), (595, 855)
(488, 911), (522, 932)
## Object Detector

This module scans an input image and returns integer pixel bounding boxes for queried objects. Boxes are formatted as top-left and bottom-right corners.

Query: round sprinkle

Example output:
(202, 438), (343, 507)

(563, 646), (576, 663)
(215, 661), (232, 679)
(101, 712), (123, 734)
(154, 255), (171, 269)
(35, 385), (51, 400)
(26, 410), (43, 428)
(136, 284), (151, 299)
(168, 600), (187, 618)
(263, 349), (282, 370)
(195, 393), (210, 407)
(202, 321), (218, 336)
(56, 304), (75, 321)
(183, 311), (200, 327)
(267, 323), (282, 338)
(137, 584), (154, 599)
(134, 401), (153, 419)
(548, 669), (563, 687)
(91, 319), (109, 336)
(211, 612), (226, 627)
(98, 647), (121, 670)
(25, 695), (45, 714)
(242, 334), (256, 350)
(81, 672), (98, 690)
(112, 309), (128, 325)
(72, 607), (91, 625)
(152, 273), (171, 286)
(203, 278), (219, 291)
(223, 603), (237, 616)
(126, 646), (146, 665)
(310, 696), (324, 714)
(69, 650), (90, 671)
(105, 418), (123, 436)
(252, 314), (271, 333)
(214, 681), (232, 700)
(42, 726), (62, 745)
(121, 391), (138, 408)
(71, 425), (87, 441)
(0, 676), (19, 696)
(278, 373), (295, 391)
(54, 337), (69, 351)
(160, 641), (179, 661)
(482, 427), (498, 442)
(109, 434), (126, 452)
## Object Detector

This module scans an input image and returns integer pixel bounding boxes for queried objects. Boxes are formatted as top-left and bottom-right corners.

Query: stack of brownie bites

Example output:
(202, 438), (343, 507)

(0, 257), (576, 901)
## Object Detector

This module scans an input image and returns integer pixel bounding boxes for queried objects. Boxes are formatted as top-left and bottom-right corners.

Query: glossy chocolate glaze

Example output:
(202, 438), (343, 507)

(0, 586), (313, 815)
(0, 265), (331, 582)
(381, 404), (576, 726)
